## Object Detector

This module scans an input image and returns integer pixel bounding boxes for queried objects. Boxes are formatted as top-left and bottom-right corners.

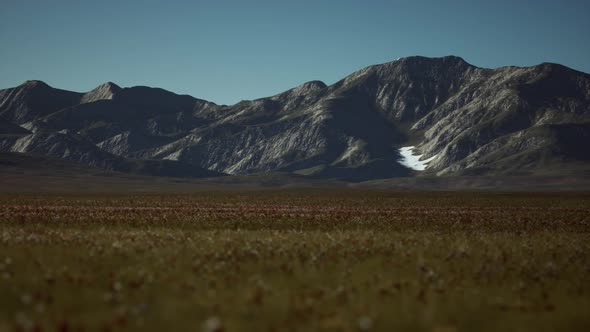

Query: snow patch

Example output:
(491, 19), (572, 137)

(398, 146), (437, 171)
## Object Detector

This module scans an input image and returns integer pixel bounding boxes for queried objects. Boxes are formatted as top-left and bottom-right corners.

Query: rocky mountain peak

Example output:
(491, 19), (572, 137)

(290, 80), (327, 95)
(22, 80), (51, 90)
(369, 55), (472, 75)
(395, 55), (468, 65)
(339, 56), (473, 88)
(98, 81), (122, 90)
(0, 80), (82, 124)
(81, 82), (122, 104)
(300, 80), (327, 90)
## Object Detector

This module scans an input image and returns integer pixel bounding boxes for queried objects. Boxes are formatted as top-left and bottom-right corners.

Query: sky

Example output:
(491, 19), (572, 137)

(0, 0), (589, 105)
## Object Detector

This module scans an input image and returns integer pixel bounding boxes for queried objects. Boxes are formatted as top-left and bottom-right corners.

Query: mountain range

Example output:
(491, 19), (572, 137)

(1, 56), (589, 182)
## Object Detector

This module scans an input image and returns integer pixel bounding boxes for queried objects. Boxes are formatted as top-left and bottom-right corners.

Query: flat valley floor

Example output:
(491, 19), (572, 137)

(1, 190), (589, 331)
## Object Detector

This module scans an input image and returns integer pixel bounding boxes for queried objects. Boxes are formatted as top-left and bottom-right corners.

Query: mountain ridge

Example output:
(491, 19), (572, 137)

(1, 55), (589, 182)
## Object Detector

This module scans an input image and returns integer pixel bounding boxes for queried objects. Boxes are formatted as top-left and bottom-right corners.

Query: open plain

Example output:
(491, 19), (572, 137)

(1, 190), (589, 331)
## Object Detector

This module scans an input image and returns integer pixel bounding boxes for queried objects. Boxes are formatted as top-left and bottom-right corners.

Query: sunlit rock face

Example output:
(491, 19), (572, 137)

(1, 56), (589, 180)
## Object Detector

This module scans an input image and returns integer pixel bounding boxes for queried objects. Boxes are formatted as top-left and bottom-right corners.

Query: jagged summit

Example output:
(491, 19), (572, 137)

(96, 81), (121, 90)
(81, 82), (122, 104)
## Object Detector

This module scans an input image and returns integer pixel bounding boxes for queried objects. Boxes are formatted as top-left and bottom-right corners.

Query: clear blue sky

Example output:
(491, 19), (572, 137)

(1, 0), (588, 105)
